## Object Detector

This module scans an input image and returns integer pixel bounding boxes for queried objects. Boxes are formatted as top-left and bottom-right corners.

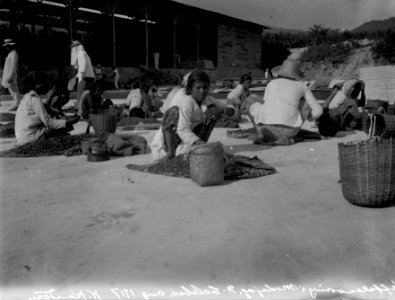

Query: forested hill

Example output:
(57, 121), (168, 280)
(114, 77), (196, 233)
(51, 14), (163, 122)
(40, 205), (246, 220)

(353, 17), (395, 33)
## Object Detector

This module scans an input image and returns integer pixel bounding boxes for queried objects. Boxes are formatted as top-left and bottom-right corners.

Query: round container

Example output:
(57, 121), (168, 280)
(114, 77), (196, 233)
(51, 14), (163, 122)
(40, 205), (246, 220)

(189, 142), (224, 187)
(81, 139), (101, 154)
(87, 146), (110, 162)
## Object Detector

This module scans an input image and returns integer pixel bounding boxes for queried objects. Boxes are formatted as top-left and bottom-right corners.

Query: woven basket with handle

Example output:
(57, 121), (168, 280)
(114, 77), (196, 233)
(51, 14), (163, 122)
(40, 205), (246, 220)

(90, 111), (118, 134)
(338, 138), (395, 207)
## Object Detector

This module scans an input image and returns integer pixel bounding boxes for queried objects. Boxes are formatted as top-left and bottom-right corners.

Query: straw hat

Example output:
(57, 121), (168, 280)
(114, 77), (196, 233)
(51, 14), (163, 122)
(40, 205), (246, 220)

(70, 40), (83, 48)
(273, 59), (304, 80)
(3, 38), (16, 47)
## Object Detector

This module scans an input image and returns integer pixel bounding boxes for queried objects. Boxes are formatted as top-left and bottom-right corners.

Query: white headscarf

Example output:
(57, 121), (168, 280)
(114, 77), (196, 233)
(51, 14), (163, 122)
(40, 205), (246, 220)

(182, 72), (191, 87)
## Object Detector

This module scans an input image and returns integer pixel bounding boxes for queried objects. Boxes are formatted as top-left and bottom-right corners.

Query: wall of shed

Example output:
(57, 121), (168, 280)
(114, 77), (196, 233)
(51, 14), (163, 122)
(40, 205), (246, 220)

(216, 24), (264, 78)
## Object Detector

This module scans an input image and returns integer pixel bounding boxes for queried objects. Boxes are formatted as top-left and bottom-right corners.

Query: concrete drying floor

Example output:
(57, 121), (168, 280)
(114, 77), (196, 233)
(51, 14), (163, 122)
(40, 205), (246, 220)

(1, 100), (394, 300)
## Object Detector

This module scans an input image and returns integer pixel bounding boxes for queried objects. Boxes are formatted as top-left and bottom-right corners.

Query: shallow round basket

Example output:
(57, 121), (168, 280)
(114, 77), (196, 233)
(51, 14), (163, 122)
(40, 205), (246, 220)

(90, 113), (118, 134)
(226, 127), (256, 139)
(338, 138), (395, 207)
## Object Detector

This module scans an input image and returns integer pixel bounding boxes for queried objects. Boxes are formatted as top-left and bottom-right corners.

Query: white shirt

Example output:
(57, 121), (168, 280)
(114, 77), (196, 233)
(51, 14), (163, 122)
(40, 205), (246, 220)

(328, 79), (360, 109)
(250, 78), (322, 128)
(173, 94), (234, 155)
(160, 87), (185, 113)
(1, 50), (18, 89)
(125, 89), (142, 110)
(15, 91), (66, 144)
(76, 49), (95, 81)
(113, 69), (120, 80)
(227, 84), (249, 104)
(150, 94), (234, 160)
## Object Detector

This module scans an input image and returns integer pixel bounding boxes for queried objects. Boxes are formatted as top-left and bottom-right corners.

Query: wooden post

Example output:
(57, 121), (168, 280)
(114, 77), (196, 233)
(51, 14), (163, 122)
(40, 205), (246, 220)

(173, 14), (179, 69)
(139, 4), (151, 67)
(112, 8), (116, 66)
(196, 22), (201, 69)
(66, 0), (73, 43)
(145, 15), (148, 67)
(108, 0), (119, 67)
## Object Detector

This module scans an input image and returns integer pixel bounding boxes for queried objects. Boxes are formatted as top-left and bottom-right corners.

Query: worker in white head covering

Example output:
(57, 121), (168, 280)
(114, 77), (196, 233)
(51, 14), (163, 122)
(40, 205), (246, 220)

(70, 40), (95, 114)
(1, 38), (21, 111)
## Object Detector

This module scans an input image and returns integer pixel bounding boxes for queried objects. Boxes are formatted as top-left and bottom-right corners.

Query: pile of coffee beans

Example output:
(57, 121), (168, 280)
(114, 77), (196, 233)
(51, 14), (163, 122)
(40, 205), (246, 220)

(127, 153), (276, 180)
(0, 122), (15, 138)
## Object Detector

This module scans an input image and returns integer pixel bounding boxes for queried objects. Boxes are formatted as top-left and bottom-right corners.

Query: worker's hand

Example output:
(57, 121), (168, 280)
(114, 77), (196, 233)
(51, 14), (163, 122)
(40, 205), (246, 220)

(205, 106), (224, 120)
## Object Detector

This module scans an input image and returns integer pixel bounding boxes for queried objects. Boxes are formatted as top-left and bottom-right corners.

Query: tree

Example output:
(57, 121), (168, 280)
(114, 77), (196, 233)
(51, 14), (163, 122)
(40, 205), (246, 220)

(308, 24), (330, 45)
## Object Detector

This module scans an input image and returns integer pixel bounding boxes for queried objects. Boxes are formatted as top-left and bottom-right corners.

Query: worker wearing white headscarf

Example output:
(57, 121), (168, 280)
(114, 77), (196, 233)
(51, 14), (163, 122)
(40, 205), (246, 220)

(70, 40), (95, 113)
(1, 38), (21, 111)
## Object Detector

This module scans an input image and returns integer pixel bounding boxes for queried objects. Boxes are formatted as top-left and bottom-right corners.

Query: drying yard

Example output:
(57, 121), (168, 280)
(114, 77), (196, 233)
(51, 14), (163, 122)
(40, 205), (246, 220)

(1, 98), (394, 300)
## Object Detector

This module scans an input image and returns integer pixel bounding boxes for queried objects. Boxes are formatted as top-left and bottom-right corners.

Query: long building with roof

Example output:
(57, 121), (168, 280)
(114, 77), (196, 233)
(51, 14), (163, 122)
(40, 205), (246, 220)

(0, 0), (271, 82)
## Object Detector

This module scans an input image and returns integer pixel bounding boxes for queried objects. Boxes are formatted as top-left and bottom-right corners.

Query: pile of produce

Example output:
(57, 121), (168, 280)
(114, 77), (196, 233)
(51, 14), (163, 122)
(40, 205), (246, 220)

(0, 122), (15, 138)
(215, 115), (240, 129)
(0, 133), (107, 157)
(0, 113), (16, 122)
(126, 153), (276, 180)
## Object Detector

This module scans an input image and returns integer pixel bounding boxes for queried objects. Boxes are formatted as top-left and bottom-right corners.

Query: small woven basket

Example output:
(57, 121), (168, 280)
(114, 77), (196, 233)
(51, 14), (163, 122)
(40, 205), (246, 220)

(338, 138), (395, 207)
(384, 114), (395, 137)
(90, 111), (118, 134)
(365, 100), (388, 113)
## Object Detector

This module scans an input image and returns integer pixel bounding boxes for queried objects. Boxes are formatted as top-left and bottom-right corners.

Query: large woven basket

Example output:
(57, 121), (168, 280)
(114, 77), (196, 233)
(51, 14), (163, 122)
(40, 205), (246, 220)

(338, 138), (395, 207)
(90, 112), (118, 134)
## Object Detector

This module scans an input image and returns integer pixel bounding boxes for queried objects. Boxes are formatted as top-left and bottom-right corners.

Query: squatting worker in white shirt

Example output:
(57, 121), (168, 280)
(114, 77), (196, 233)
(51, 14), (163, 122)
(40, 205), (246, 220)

(247, 59), (323, 145)
(150, 70), (236, 161)
(15, 72), (79, 144)
(70, 40), (95, 114)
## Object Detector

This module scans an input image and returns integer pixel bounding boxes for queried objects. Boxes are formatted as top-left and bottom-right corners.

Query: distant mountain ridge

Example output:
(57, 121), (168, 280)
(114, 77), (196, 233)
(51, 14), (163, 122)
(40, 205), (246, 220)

(353, 17), (395, 33)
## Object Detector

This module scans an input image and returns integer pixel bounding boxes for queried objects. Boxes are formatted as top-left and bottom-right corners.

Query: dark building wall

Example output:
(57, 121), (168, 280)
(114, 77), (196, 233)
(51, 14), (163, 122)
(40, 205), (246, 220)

(217, 24), (263, 76)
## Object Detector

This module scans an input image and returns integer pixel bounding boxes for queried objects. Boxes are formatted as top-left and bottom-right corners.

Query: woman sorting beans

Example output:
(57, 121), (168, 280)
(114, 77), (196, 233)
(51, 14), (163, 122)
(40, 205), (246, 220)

(151, 70), (236, 160)
(15, 72), (79, 145)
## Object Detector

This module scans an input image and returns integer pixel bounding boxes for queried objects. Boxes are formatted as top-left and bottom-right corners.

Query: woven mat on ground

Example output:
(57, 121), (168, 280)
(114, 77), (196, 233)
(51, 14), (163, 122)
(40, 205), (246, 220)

(0, 133), (108, 157)
(122, 122), (161, 131)
(126, 153), (276, 180)
(249, 128), (322, 145)
(0, 113), (16, 122)
(0, 122), (15, 138)
(226, 127), (257, 138)
(117, 117), (159, 126)
(214, 116), (240, 128)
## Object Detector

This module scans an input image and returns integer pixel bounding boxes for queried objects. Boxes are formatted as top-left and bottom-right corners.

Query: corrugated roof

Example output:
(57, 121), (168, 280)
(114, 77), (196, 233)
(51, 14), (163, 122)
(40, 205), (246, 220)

(359, 66), (395, 104)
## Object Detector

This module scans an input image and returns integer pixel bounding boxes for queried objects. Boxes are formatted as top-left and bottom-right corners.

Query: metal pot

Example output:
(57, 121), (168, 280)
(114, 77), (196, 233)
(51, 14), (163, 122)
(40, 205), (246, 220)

(87, 145), (110, 162)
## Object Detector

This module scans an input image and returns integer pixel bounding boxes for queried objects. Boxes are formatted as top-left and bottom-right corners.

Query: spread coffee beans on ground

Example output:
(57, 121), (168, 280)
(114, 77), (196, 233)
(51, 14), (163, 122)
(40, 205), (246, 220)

(126, 153), (276, 180)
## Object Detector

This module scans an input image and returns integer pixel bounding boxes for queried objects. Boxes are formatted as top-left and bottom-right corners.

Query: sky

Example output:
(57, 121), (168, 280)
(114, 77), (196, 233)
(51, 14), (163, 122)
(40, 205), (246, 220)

(177, 0), (395, 31)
